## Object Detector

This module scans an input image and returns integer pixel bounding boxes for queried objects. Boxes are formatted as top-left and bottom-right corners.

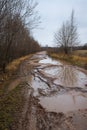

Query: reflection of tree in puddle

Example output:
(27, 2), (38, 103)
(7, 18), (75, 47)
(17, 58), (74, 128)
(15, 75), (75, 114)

(69, 91), (87, 105)
(43, 65), (87, 88)
(56, 66), (78, 87)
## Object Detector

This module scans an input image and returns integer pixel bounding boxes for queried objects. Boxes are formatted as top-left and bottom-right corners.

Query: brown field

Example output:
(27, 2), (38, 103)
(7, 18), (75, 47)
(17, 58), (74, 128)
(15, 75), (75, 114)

(73, 50), (87, 57)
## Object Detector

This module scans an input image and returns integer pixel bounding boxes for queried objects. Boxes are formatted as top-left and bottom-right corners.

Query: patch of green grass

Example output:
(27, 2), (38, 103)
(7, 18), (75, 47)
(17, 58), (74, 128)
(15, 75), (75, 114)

(0, 84), (25, 130)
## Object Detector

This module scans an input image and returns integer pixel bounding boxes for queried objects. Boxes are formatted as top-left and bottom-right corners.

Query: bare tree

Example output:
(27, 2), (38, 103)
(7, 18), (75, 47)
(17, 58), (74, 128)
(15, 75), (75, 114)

(0, 0), (41, 72)
(54, 10), (79, 54)
(20, 0), (41, 30)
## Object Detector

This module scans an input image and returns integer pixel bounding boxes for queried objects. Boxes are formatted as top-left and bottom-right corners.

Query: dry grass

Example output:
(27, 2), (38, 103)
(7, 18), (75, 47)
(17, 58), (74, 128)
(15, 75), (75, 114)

(49, 52), (87, 69)
(70, 55), (87, 67)
(6, 55), (31, 72)
(73, 50), (87, 57)
(0, 55), (31, 130)
(0, 54), (31, 84)
(0, 55), (32, 130)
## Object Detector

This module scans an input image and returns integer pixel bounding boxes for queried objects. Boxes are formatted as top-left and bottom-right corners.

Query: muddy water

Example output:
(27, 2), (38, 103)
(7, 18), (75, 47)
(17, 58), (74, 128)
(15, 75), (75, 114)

(39, 91), (87, 113)
(31, 52), (87, 114)
(39, 56), (62, 65)
(44, 66), (87, 88)
(29, 76), (48, 97)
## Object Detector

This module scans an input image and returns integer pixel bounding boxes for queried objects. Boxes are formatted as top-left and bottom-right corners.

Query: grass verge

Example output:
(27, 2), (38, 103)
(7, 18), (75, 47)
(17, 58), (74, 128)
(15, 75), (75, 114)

(0, 54), (31, 130)
(48, 52), (87, 69)
(0, 54), (31, 85)
(0, 83), (26, 130)
(6, 55), (31, 73)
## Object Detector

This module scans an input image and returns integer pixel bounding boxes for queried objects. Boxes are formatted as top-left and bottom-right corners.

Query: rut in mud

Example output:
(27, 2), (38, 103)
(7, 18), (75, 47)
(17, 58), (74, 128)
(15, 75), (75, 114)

(18, 51), (87, 130)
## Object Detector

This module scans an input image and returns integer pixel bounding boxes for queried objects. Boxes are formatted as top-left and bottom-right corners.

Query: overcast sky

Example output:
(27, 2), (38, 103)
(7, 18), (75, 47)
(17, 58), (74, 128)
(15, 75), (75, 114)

(33, 0), (87, 47)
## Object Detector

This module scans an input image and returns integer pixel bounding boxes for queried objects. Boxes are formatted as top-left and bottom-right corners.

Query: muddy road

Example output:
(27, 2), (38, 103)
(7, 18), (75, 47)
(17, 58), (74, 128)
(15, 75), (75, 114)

(17, 51), (87, 130)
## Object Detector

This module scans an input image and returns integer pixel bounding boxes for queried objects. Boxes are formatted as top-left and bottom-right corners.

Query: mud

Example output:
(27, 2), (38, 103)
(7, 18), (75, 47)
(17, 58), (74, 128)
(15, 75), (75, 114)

(39, 91), (87, 113)
(13, 51), (87, 130)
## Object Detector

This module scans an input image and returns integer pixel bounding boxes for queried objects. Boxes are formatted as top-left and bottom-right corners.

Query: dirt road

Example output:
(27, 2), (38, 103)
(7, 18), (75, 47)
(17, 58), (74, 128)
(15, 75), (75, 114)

(15, 51), (87, 130)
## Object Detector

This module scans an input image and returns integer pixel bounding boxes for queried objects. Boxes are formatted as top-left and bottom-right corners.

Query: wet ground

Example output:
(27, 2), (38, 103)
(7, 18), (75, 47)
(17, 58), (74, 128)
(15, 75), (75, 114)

(17, 51), (87, 130)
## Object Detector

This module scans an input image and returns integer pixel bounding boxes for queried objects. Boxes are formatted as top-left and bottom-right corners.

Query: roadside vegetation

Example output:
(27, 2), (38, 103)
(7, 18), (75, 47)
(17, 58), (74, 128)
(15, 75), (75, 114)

(0, 0), (41, 73)
(47, 10), (87, 69)
(0, 83), (26, 130)
(54, 10), (79, 55)
(0, 54), (32, 130)
(48, 49), (87, 69)
(0, 54), (31, 85)
(0, 0), (41, 129)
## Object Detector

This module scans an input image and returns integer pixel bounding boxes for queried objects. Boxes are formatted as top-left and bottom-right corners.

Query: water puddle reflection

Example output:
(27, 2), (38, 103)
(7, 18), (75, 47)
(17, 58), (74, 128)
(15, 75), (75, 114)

(39, 56), (62, 65)
(44, 66), (87, 88)
(30, 52), (87, 114)
(39, 91), (87, 113)
(29, 76), (48, 97)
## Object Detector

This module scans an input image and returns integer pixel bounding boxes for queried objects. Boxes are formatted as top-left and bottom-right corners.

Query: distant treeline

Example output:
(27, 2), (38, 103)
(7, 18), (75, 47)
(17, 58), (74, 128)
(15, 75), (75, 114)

(42, 44), (87, 53)
(0, 0), (41, 72)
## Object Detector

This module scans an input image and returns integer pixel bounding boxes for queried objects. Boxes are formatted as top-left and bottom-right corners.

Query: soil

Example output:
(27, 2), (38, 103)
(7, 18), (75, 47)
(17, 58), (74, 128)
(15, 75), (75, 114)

(9, 51), (87, 130)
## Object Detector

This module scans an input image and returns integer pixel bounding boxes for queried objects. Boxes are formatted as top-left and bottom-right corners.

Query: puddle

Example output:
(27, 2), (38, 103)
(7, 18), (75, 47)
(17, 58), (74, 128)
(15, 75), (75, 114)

(29, 52), (87, 114)
(31, 52), (46, 60)
(39, 56), (62, 65)
(44, 66), (87, 88)
(29, 76), (48, 96)
(39, 91), (87, 113)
